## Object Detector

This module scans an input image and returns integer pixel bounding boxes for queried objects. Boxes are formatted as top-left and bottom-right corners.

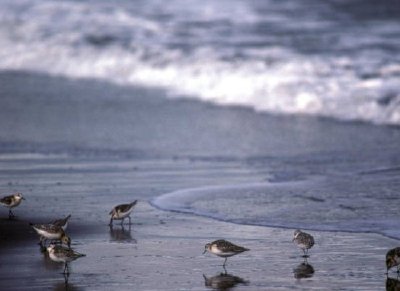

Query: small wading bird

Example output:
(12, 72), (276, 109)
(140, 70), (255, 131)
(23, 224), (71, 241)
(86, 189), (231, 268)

(47, 244), (85, 274)
(293, 229), (315, 257)
(51, 214), (71, 231)
(0, 193), (25, 218)
(109, 200), (138, 226)
(203, 239), (249, 267)
(386, 247), (400, 274)
(30, 223), (71, 248)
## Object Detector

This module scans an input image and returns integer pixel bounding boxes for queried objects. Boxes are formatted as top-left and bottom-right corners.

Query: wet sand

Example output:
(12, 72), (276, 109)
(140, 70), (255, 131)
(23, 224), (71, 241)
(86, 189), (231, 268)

(0, 71), (399, 290)
(0, 156), (399, 290)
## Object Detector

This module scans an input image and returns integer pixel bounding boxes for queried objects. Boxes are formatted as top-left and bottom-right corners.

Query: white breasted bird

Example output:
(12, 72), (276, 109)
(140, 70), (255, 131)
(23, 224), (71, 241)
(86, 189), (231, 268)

(293, 229), (315, 257)
(0, 193), (25, 218)
(30, 223), (71, 248)
(109, 200), (138, 226)
(47, 244), (85, 274)
(386, 247), (400, 274)
(203, 239), (249, 267)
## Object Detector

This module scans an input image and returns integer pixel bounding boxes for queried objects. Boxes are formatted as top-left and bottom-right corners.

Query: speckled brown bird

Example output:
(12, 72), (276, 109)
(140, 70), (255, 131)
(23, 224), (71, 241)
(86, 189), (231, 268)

(293, 229), (315, 257)
(203, 239), (249, 267)
(386, 247), (400, 273)
(0, 193), (25, 218)
(109, 200), (138, 226)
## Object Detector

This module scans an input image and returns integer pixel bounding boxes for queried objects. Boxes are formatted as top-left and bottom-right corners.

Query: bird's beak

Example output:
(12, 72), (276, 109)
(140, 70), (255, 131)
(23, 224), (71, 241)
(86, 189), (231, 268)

(202, 249), (207, 255)
(22, 197), (26, 200)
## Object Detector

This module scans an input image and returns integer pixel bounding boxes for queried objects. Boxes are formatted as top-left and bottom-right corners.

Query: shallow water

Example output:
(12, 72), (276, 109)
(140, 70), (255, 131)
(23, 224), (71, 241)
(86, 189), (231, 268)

(2, 71), (400, 241)
(0, 72), (399, 290)
(152, 172), (400, 240)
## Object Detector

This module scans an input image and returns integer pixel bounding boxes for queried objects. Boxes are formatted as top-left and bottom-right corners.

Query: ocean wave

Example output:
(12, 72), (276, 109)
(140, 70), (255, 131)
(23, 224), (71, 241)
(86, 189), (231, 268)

(151, 178), (400, 240)
(1, 0), (400, 125)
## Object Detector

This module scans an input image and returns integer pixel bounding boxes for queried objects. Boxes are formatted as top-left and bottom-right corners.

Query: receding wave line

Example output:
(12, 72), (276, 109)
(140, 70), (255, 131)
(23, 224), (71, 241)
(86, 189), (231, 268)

(151, 181), (400, 240)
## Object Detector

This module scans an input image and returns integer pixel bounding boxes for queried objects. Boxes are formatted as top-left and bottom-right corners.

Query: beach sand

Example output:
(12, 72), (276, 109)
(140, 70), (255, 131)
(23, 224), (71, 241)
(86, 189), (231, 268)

(0, 71), (399, 290)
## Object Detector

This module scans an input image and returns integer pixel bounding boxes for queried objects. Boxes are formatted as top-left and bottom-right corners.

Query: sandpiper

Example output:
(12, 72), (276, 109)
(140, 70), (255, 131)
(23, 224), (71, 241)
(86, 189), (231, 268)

(51, 214), (71, 231)
(109, 200), (137, 226)
(293, 229), (315, 257)
(30, 223), (71, 248)
(203, 239), (249, 267)
(386, 247), (400, 273)
(47, 244), (85, 274)
(0, 193), (25, 218)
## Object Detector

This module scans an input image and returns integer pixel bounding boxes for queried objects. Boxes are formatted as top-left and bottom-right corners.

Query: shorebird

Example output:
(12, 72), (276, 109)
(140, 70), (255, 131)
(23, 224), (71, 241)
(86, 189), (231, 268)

(203, 239), (249, 267)
(293, 229), (315, 257)
(30, 223), (71, 248)
(386, 247), (400, 273)
(47, 244), (85, 274)
(51, 214), (71, 231)
(0, 193), (25, 218)
(109, 200), (137, 226)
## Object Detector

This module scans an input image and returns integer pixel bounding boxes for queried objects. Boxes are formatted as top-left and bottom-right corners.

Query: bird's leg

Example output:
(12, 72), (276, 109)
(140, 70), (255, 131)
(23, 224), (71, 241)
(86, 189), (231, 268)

(63, 263), (69, 274)
(109, 218), (113, 226)
(222, 264), (227, 274)
(120, 218), (124, 226)
(128, 215), (131, 225)
(63, 272), (69, 285)
(8, 209), (14, 219)
(223, 258), (227, 267)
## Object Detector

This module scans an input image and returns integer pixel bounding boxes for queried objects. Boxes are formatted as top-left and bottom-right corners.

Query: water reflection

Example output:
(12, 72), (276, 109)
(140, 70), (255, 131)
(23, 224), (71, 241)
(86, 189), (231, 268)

(386, 276), (400, 291)
(52, 273), (82, 291)
(293, 259), (315, 279)
(109, 224), (136, 243)
(203, 271), (249, 290)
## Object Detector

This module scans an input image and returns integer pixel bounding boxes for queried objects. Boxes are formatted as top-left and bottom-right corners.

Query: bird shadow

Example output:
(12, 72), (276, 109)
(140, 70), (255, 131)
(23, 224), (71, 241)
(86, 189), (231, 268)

(293, 258), (315, 280)
(203, 270), (249, 290)
(386, 275), (400, 291)
(109, 224), (136, 243)
(52, 273), (83, 291)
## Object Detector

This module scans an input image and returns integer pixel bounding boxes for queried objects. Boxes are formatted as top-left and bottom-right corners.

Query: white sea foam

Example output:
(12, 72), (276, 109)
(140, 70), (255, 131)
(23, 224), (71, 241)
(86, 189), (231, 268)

(152, 178), (400, 240)
(0, 0), (399, 125)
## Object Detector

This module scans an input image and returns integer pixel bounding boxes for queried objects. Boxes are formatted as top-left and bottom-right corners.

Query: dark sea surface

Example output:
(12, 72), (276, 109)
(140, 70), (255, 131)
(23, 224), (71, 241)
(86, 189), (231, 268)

(0, 0), (400, 124)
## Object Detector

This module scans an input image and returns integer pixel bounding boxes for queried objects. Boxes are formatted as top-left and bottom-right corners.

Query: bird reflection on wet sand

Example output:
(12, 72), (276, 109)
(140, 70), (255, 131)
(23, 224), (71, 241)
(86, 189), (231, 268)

(109, 224), (136, 243)
(52, 273), (82, 291)
(293, 259), (315, 279)
(203, 271), (249, 290)
(386, 276), (400, 291)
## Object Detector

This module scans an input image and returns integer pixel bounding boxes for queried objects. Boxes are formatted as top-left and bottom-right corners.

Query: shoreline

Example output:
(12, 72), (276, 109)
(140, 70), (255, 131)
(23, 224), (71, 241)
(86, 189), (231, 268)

(1, 199), (398, 290)
(1, 70), (400, 290)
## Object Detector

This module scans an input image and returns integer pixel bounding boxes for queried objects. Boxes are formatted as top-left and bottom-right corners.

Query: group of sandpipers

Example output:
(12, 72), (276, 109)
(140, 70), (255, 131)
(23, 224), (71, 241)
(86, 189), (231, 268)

(1, 192), (400, 279)
(0, 192), (138, 276)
